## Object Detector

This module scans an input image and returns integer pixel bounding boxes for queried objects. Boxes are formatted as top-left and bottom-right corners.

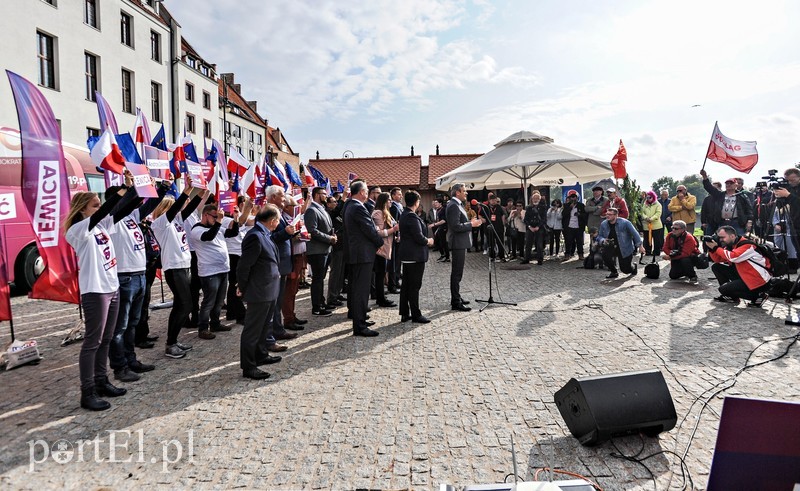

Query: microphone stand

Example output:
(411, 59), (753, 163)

(474, 202), (516, 312)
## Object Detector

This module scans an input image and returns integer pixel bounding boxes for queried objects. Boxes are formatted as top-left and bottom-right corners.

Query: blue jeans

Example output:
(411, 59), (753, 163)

(199, 272), (227, 331)
(109, 273), (145, 371)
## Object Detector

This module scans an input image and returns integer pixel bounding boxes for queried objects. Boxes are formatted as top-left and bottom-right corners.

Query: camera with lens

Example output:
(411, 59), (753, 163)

(669, 249), (681, 257)
(602, 238), (616, 249)
(701, 234), (720, 244)
(762, 169), (789, 190)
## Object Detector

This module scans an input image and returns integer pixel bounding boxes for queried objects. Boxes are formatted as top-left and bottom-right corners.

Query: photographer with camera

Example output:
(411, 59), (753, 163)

(752, 180), (774, 239)
(597, 207), (645, 279)
(700, 169), (753, 236)
(772, 168), (800, 238)
(706, 226), (770, 306)
(661, 220), (700, 283)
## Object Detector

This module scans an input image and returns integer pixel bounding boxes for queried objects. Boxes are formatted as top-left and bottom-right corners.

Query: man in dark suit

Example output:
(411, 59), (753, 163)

(446, 183), (482, 311)
(265, 185), (297, 350)
(237, 205), (283, 380)
(397, 191), (433, 323)
(344, 180), (386, 336)
(304, 186), (336, 316)
(365, 186), (381, 214)
(387, 187), (404, 293)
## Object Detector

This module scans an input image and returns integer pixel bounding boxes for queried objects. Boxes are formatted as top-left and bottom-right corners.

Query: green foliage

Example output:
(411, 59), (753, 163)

(620, 175), (643, 228)
(651, 176), (677, 193)
(651, 173), (708, 203)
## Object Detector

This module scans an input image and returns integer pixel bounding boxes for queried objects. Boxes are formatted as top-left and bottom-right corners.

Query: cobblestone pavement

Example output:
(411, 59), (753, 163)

(1, 253), (798, 490)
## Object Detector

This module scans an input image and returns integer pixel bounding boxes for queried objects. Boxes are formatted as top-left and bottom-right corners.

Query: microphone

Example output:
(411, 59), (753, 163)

(470, 199), (478, 206)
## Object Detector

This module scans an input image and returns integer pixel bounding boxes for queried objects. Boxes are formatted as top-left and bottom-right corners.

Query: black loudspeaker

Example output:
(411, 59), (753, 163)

(554, 369), (677, 446)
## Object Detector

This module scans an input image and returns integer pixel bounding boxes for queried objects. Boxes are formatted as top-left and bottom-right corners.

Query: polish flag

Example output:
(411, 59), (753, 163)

(132, 108), (151, 144)
(228, 148), (255, 196)
(706, 122), (758, 174)
(90, 129), (126, 175)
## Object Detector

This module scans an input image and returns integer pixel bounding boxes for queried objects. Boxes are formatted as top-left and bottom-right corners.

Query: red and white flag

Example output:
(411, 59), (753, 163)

(90, 128), (126, 175)
(228, 148), (256, 196)
(706, 122), (758, 174)
(132, 108), (151, 144)
(610, 139), (627, 179)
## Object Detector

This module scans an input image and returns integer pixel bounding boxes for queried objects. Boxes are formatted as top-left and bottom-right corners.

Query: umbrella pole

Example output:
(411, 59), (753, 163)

(523, 176), (528, 205)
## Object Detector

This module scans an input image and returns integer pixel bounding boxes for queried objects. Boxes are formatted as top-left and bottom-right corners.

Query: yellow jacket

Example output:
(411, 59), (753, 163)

(668, 193), (697, 224)
(641, 202), (663, 230)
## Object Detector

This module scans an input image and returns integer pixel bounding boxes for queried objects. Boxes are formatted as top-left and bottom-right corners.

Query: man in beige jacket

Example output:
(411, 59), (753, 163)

(668, 185), (697, 234)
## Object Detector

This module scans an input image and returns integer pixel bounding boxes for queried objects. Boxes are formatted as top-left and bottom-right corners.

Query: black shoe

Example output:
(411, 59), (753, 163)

(198, 330), (216, 340)
(354, 328), (379, 337)
(312, 309), (333, 317)
(400, 315), (411, 322)
(366, 320), (376, 327)
(327, 299), (344, 307)
(387, 288), (400, 294)
(284, 323), (304, 331)
(257, 355), (282, 365)
(336, 295), (346, 301)
(442, 258), (450, 263)
(748, 293), (769, 307)
(451, 304), (471, 312)
(242, 368), (271, 380)
(145, 335), (159, 342)
(294, 318), (309, 325)
(461, 300), (471, 305)
(412, 316), (431, 324)
(81, 387), (111, 411)
(519, 260), (530, 264)
(135, 340), (155, 349)
(377, 300), (397, 308)
(94, 377), (127, 397)
(114, 367), (140, 382)
(606, 272), (619, 279)
(275, 331), (298, 340)
(129, 360), (155, 373)
(210, 324), (232, 332)
(629, 265), (638, 276)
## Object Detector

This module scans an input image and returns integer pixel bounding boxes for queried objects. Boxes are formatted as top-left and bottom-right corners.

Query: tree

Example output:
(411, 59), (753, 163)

(681, 174), (708, 204)
(652, 176), (678, 193)
(620, 175), (643, 229)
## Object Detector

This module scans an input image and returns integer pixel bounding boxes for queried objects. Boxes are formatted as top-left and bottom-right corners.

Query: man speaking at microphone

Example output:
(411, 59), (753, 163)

(446, 184), (482, 312)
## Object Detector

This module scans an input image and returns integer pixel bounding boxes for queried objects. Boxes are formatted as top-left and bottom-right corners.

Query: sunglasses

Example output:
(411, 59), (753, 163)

(671, 227), (683, 230)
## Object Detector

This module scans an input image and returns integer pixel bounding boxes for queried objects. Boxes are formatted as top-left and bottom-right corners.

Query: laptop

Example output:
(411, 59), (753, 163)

(707, 396), (800, 490)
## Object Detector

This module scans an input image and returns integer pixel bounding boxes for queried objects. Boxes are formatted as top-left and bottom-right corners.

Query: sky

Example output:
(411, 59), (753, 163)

(168, 0), (800, 189)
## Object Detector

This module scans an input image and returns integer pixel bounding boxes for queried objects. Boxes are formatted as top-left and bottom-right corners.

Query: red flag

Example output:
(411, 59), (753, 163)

(610, 139), (627, 179)
(705, 122), (758, 174)
(0, 233), (12, 322)
(6, 70), (80, 304)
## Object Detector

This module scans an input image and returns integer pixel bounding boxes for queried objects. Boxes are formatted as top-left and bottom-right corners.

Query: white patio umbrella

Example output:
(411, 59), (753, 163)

(435, 131), (613, 203)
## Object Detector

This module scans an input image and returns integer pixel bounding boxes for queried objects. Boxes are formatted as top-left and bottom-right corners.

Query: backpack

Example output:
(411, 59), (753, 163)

(739, 239), (788, 277)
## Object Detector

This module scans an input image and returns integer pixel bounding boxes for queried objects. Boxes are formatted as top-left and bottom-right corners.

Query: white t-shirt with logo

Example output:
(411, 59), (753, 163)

(66, 216), (119, 294)
(152, 213), (191, 271)
(225, 220), (247, 256)
(189, 217), (232, 277)
(110, 209), (147, 273)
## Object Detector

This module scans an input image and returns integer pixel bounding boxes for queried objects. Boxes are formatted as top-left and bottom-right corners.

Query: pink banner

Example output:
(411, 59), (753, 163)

(6, 70), (80, 304)
(0, 231), (12, 322)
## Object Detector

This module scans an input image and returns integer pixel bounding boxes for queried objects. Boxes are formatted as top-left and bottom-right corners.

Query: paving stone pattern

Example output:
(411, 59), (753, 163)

(0, 254), (798, 490)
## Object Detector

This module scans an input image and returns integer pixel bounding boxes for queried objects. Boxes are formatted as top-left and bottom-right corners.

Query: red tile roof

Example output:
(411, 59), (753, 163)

(426, 153), (483, 186)
(308, 156), (422, 188)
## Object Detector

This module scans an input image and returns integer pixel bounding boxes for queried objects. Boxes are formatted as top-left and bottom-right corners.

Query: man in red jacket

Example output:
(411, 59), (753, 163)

(661, 220), (700, 283)
(706, 225), (770, 306)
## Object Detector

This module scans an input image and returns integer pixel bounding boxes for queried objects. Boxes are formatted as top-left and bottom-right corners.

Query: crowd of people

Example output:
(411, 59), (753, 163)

(64, 167), (798, 410)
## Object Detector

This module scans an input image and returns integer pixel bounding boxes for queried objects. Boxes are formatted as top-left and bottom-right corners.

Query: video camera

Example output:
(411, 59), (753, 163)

(763, 169), (789, 190)
(701, 233), (721, 244)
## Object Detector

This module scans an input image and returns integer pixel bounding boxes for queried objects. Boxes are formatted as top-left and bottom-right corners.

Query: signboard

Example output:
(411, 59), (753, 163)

(127, 163), (158, 198)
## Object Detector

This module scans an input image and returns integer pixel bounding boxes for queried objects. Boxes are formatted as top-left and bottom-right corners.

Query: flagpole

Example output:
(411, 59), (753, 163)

(700, 121), (717, 173)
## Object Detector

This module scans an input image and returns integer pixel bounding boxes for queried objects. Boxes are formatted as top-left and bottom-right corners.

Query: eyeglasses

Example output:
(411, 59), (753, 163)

(725, 181), (735, 184)
(671, 227), (683, 230)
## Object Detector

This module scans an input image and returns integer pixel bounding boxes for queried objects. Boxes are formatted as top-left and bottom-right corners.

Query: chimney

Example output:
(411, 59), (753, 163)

(232, 83), (241, 94)
(246, 100), (257, 112)
(221, 73), (235, 85)
(273, 128), (281, 147)
(410, 145), (414, 156)
(315, 151), (319, 160)
(436, 144), (439, 156)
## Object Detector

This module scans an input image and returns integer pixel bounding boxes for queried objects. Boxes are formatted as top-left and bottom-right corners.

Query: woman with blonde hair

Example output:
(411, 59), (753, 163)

(65, 186), (130, 411)
(371, 192), (399, 307)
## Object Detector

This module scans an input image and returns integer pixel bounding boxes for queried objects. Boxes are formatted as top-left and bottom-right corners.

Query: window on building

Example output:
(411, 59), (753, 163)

(84, 52), (98, 101)
(120, 11), (133, 47)
(185, 82), (194, 102)
(186, 56), (196, 68)
(42, 0), (56, 6)
(186, 113), (195, 134)
(257, 134), (262, 146)
(84, 0), (98, 28)
(87, 127), (100, 139)
(150, 31), (160, 62)
(202, 91), (210, 109)
(249, 149), (255, 162)
(248, 130), (254, 143)
(37, 31), (56, 89)
(121, 68), (133, 113)
(203, 120), (211, 139)
(151, 81), (161, 123)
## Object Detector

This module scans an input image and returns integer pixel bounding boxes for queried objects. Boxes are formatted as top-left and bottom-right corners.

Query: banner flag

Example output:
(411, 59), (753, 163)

(610, 139), (627, 179)
(706, 122), (759, 174)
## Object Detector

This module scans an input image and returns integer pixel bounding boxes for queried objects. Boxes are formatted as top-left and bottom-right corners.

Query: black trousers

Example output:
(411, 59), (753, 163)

(668, 257), (696, 280)
(240, 299), (276, 371)
(602, 246), (634, 275)
(564, 227), (585, 257)
(399, 262), (425, 318)
(307, 253), (329, 311)
(135, 259), (158, 344)
(226, 254), (246, 322)
(488, 224), (505, 258)
(712, 262), (767, 301)
(450, 248), (466, 306)
(164, 268), (192, 346)
(350, 261), (374, 332)
(644, 228), (665, 256)
(525, 228), (545, 262)
(373, 256), (388, 303)
(188, 251), (201, 328)
(549, 229), (562, 255)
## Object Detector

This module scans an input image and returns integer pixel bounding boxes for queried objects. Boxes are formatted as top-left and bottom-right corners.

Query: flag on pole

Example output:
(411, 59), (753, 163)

(95, 91), (119, 134)
(272, 162), (289, 190)
(0, 232), (12, 322)
(610, 139), (627, 179)
(706, 122), (759, 174)
(299, 164), (315, 188)
(7, 70), (80, 304)
(151, 124), (167, 151)
(337, 180), (345, 193)
(210, 139), (229, 192)
(306, 164), (327, 188)
(285, 162), (302, 187)
(133, 108), (151, 145)
(90, 128), (126, 175)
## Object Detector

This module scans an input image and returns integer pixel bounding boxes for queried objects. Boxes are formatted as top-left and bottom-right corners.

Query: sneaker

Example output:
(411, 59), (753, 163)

(713, 295), (740, 305)
(113, 367), (141, 382)
(165, 345), (187, 359)
(175, 342), (193, 351)
(198, 330), (216, 340)
(629, 264), (638, 276)
(129, 360), (155, 373)
(312, 309), (333, 317)
(688, 276), (699, 284)
(483, 250), (488, 255)
(606, 272), (619, 279)
(210, 324), (232, 332)
(748, 292), (769, 308)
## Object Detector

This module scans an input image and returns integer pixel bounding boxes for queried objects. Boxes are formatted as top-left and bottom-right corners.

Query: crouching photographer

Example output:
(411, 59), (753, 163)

(706, 225), (770, 307)
(661, 220), (700, 283)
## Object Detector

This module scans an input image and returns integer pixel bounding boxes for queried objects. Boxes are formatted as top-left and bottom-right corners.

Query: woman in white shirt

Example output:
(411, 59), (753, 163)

(65, 187), (130, 411)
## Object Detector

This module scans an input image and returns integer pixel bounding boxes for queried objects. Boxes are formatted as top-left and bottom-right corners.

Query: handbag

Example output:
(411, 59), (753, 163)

(692, 253), (710, 269)
(641, 223), (660, 279)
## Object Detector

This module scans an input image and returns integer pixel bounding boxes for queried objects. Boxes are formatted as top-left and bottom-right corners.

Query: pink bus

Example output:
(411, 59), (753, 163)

(0, 127), (101, 291)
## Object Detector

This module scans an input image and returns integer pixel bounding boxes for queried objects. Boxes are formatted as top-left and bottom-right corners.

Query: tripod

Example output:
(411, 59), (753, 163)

(474, 204), (516, 312)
